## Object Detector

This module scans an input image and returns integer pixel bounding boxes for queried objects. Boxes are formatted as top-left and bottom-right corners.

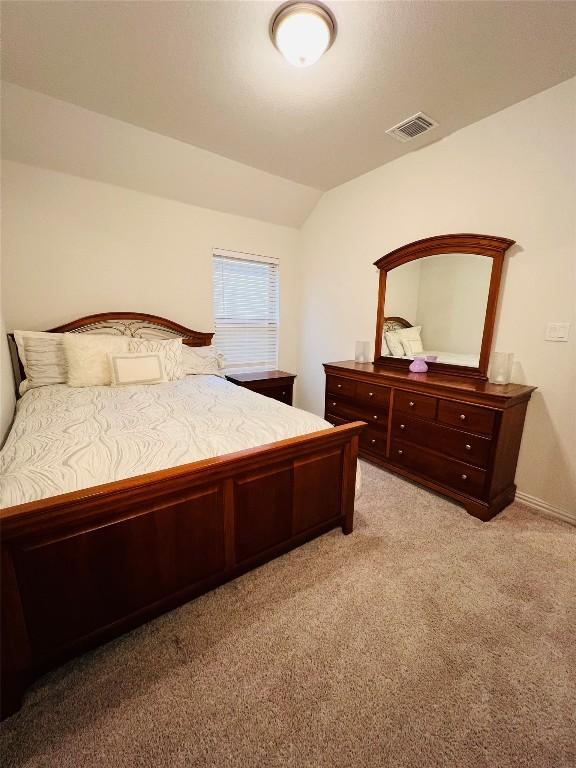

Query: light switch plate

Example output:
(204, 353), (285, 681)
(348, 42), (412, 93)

(545, 322), (571, 341)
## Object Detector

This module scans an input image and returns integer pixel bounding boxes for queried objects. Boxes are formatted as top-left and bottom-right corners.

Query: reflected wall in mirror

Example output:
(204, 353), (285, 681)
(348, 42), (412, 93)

(382, 253), (492, 368)
(373, 234), (516, 379)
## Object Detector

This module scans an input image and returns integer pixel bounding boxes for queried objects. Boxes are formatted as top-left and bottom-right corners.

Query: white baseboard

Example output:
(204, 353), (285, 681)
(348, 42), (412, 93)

(515, 491), (576, 526)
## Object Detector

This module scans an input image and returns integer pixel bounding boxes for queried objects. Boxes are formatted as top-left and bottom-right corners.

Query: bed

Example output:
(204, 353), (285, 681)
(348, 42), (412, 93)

(0, 312), (364, 718)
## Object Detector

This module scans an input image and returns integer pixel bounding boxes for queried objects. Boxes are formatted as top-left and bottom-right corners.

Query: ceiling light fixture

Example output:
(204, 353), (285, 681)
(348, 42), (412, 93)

(270, 2), (336, 68)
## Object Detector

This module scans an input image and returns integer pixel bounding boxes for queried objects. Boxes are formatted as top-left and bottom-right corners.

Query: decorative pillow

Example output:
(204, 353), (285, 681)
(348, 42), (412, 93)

(397, 326), (424, 356)
(109, 352), (166, 386)
(64, 334), (131, 387)
(182, 344), (225, 376)
(128, 338), (184, 381)
(384, 330), (405, 357)
(13, 330), (67, 393)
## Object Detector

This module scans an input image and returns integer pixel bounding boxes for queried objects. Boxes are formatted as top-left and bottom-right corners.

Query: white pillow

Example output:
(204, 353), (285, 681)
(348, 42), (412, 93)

(384, 330), (405, 357)
(109, 352), (166, 386)
(397, 326), (424, 356)
(385, 326), (423, 357)
(182, 344), (225, 376)
(13, 330), (67, 393)
(128, 338), (184, 381)
(64, 334), (130, 387)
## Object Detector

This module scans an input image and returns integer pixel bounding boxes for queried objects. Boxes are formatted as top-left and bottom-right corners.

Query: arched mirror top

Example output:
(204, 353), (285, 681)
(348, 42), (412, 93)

(373, 233), (516, 380)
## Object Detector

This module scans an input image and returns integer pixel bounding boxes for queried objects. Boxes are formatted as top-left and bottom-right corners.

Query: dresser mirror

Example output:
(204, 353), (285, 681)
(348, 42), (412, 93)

(374, 234), (515, 379)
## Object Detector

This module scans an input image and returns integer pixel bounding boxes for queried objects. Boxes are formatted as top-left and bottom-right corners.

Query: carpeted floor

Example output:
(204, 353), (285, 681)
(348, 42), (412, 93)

(1, 461), (575, 768)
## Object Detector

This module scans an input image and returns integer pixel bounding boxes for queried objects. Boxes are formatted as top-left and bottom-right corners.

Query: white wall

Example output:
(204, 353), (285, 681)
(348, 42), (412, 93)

(1, 160), (303, 398)
(300, 78), (576, 515)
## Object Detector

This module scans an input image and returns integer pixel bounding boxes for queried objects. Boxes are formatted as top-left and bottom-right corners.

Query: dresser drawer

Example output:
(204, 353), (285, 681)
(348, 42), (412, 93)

(390, 439), (486, 498)
(437, 400), (496, 436)
(326, 375), (356, 398)
(360, 427), (387, 456)
(391, 413), (492, 469)
(394, 390), (437, 419)
(325, 398), (387, 429)
(355, 381), (390, 408)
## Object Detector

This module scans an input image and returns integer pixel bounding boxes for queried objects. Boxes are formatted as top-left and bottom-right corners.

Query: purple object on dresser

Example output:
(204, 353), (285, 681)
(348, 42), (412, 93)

(409, 357), (428, 373)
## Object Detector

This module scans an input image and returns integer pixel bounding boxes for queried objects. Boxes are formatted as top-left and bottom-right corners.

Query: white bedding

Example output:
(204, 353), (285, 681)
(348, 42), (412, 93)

(400, 350), (480, 367)
(0, 376), (339, 508)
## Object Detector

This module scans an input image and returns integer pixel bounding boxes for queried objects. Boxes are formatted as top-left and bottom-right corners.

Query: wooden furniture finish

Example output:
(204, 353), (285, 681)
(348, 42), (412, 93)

(324, 361), (535, 522)
(225, 370), (296, 406)
(373, 234), (515, 380)
(1, 313), (365, 719)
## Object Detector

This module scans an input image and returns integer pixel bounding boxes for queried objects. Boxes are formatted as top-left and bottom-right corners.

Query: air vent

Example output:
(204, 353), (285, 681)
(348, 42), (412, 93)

(386, 113), (438, 143)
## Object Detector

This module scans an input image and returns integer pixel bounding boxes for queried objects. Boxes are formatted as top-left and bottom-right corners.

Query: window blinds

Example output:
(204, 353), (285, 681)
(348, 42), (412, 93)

(212, 249), (279, 371)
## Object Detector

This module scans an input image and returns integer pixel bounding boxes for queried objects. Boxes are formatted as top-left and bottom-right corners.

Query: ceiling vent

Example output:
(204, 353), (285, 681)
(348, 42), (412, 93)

(386, 112), (438, 143)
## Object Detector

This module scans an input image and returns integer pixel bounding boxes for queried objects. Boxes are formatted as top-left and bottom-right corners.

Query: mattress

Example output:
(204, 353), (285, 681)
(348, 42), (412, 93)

(0, 375), (339, 508)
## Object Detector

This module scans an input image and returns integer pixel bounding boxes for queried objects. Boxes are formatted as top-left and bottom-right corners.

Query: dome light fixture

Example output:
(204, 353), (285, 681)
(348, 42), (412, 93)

(270, 2), (336, 68)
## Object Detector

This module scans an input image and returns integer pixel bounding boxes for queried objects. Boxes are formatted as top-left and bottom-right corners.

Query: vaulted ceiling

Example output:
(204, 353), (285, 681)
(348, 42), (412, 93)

(2, 0), (576, 192)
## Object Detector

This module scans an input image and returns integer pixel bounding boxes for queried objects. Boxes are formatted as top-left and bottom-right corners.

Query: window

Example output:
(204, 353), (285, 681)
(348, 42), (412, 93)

(212, 249), (279, 372)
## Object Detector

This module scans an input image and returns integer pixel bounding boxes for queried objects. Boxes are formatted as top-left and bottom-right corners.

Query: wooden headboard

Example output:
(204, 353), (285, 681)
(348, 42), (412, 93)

(382, 316), (412, 333)
(8, 312), (214, 396)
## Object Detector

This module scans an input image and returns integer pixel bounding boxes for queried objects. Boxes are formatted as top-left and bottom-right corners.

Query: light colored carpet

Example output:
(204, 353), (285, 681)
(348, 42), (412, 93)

(2, 461), (575, 768)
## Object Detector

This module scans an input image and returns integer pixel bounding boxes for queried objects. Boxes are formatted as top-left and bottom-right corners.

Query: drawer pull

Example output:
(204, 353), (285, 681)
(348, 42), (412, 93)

(409, 401), (415, 407)
(400, 424), (406, 430)
(465, 444), (471, 451)
(370, 439), (376, 445)
(332, 402), (336, 407)
(398, 449), (403, 455)
(337, 383), (342, 388)
(282, 391), (286, 396)
(461, 474), (468, 480)
(460, 414), (466, 421)
(368, 392), (374, 397)
(372, 415), (378, 420)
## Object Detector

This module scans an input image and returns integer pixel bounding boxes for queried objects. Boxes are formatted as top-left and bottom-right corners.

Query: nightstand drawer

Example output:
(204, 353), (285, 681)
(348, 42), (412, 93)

(258, 385), (292, 404)
(437, 400), (496, 436)
(394, 390), (437, 419)
(226, 371), (295, 406)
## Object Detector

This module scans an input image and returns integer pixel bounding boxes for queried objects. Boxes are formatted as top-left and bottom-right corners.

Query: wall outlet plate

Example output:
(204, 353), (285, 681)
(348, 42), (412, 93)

(545, 322), (570, 341)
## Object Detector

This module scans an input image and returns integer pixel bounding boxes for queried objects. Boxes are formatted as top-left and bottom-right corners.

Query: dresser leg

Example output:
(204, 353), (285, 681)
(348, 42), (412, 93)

(463, 500), (493, 522)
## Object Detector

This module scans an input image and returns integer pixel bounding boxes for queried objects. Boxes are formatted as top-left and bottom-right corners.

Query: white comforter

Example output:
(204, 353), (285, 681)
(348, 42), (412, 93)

(0, 376), (336, 508)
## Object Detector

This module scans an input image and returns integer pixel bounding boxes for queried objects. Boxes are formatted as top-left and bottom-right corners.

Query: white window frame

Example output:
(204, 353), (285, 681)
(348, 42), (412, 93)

(212, 248), (280, 373)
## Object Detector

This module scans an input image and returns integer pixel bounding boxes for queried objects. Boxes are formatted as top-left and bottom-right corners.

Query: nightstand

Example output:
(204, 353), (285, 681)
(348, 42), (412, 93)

(225, 370), (296, 405)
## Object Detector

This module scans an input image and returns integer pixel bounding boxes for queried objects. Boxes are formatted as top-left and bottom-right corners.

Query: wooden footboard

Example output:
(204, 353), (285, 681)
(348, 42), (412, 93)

(0, 422), (364, 719)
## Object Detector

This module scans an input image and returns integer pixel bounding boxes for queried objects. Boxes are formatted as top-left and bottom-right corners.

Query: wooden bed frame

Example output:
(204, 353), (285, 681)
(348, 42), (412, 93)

(1, 313), (364, 719)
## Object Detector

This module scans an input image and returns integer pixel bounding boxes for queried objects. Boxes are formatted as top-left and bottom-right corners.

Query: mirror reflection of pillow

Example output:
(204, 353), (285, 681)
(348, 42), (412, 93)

(397, 326), (424, 356)
(384, 330), (405, 357)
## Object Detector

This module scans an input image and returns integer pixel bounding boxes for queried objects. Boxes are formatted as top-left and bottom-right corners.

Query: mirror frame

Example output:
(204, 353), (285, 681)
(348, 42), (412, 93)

(373, 233), (515, 380)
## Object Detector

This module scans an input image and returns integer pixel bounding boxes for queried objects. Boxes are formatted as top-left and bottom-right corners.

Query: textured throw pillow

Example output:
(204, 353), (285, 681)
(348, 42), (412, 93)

(128, 338), (184, 381)
(384, 330), (405, 357)
(182, 344), (225, 376)
(64, 334), (131, 387)
(397, 326), (424, 356)
(13, 330), (67, 393)
(109, 352), (166, 386)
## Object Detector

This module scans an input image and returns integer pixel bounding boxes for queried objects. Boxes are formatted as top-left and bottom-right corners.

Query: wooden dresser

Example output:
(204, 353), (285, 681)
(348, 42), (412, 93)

(324, 361), (536, 521)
